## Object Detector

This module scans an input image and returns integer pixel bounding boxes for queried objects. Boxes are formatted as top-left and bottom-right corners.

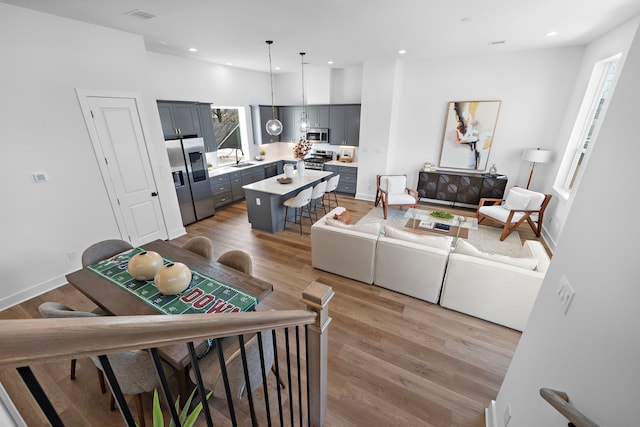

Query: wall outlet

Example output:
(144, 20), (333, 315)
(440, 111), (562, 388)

(557, 275), (575, 314)
(503, 404), (512, 426)
(256, 197), (261, 206)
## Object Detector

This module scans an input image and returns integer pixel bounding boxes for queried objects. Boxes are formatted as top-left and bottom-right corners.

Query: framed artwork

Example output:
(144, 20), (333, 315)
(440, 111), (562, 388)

(438, 100), (501, 171)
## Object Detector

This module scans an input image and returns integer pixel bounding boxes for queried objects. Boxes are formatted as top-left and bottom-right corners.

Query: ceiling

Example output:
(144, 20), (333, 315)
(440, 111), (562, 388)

(4, 0), (640, 73)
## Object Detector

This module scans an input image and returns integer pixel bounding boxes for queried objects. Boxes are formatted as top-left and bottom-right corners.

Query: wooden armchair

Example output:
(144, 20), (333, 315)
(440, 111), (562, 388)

(477, 187), (552, 241)
(375, 175), (419, 219)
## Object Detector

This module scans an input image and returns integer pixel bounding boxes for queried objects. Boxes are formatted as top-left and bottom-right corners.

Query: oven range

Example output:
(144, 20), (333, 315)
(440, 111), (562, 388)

(304, 150), (334, 170)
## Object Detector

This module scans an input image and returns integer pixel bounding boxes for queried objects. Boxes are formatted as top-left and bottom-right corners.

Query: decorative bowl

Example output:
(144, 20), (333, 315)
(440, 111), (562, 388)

(127, 251), (163, 281)
(154, 262), (192, 295)
(277, 177), (293, 184)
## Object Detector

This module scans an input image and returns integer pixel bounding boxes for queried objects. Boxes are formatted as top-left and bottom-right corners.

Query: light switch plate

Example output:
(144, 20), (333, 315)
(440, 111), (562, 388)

(32, 171), (49, 182)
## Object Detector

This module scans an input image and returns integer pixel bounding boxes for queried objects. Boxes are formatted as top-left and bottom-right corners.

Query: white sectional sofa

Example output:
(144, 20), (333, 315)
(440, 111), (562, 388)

(311, 207), (551, 331)
(439, 239), (550, 331)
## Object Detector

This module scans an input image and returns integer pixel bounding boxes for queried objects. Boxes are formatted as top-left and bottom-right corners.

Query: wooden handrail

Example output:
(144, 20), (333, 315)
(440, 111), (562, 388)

(0, 310), (315, 370)
(539, 388), (598, 427)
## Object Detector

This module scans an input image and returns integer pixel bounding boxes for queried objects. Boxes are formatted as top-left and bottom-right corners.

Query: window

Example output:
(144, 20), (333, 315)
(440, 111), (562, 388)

(555, 54), (620, 197)
(211, 107), (249, 167)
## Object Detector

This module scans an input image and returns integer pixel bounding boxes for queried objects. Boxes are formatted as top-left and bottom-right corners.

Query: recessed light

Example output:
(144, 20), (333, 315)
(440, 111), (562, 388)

(160, 41), (167, 45)
(188, 47), (198, 52)
(226, 62), (232, 66)
(398, 49), (407, 55)
(275, 66), (280, 71)
(545, 31), (558, 37)
(327, 61), (334, 65)
(460, 17), (471, 23)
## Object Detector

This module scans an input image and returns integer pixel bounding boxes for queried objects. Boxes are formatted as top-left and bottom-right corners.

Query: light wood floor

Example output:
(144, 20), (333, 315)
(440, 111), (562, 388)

(0, 197), (539, 426)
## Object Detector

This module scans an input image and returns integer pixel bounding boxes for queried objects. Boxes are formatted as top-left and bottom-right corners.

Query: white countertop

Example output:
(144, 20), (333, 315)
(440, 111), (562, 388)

(325, 160), (358, 167)
(242, 170), (333, 195)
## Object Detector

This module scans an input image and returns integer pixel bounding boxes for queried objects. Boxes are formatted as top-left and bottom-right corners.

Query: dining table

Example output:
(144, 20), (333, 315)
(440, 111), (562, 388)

(65, 239), (274, 398)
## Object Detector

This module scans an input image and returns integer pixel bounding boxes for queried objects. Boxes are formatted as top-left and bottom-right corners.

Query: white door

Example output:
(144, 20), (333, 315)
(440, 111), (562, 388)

(78, 91), (166, 246)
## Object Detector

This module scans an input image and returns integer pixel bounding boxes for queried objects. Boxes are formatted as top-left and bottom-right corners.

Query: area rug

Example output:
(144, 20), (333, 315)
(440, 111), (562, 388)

(356, 206), (522, 256)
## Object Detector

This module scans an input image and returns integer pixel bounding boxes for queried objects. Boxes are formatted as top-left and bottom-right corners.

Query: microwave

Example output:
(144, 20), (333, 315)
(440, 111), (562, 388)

(306, 128), (329, 143)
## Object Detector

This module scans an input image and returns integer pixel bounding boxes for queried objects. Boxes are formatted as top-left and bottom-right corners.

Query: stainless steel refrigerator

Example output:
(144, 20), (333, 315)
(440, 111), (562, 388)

(166, 138), (215, 225)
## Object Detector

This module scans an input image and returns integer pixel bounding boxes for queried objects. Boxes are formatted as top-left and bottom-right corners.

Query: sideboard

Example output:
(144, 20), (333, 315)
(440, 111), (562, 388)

(417, 171), (508, 206)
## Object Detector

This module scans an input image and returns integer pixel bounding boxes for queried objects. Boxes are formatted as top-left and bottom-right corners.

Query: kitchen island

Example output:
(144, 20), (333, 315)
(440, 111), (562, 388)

(242, 170), (333, 233)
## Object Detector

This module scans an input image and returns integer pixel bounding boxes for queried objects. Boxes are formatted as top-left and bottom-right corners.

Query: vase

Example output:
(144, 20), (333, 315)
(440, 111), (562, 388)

(297, 159), (306, 177)
(127, 251), (163, 281)
(154, 262), (192, 295)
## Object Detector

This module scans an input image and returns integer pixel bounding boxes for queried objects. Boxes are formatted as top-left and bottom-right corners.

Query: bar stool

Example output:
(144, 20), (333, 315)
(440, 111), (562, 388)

(309, 180), (328, 220)
(283, 187), (313, 235)
(323, 174), (340, 211)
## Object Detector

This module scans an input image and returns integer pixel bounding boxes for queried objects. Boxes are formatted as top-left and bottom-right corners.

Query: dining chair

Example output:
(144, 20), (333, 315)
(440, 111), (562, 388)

(323, 174), (340, 211)
(309, 180), (328, 220)
(283, 187), (313, 235)
(477, 187), (552, 241)
(374, 175), (419, 219)
(91, 350), (173, 427)
(182, 236), (214, 260)
(81, 239), (134, 316)
(81, 239), (134, 267)
(217, 250), (253, 275)
(37, 302), (106, 389)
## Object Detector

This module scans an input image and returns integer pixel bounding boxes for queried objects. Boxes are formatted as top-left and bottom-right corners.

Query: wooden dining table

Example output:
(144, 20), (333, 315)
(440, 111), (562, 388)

(65, 239), (274, 398)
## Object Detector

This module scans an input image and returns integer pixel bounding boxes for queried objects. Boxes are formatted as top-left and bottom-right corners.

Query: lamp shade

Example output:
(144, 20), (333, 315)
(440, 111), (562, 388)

(522, 148), (552, 163)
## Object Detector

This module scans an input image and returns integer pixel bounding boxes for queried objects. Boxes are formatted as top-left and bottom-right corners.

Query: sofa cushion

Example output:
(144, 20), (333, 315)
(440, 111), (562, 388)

(454, 239), (538, 270)
(384, 225), (453, 251)
(325, 218), (380, 235)
(333, 209), (352, 224)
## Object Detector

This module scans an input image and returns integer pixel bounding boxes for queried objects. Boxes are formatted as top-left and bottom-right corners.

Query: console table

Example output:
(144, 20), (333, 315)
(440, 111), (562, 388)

(417, 171), (508, 206)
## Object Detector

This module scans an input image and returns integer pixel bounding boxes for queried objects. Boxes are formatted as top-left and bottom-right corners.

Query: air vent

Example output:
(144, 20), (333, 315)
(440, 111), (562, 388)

(490, 40), (506, 45)
(125, 9), (155, 20)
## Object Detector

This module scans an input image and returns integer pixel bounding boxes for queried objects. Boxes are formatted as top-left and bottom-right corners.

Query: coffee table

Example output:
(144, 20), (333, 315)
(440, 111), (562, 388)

(403, 208), (478, 239)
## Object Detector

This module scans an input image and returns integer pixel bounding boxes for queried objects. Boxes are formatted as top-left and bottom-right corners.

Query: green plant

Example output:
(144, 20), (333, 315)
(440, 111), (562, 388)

(142, 388), (211, 427)
(430, 211), (454, 220)
(259, 150), (266, 156)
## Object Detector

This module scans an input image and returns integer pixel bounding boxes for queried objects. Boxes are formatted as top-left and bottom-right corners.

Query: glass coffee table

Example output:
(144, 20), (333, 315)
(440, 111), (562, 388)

(403, 208), (478, 239)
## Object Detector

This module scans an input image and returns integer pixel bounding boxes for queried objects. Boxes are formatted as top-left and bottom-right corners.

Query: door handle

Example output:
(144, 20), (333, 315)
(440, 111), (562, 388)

(151, 192), (158, 197)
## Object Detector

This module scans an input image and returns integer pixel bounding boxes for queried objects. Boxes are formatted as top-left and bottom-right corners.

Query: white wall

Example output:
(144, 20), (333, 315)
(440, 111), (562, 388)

(492, 21), (640, 426)
(0, 4), (181, 309)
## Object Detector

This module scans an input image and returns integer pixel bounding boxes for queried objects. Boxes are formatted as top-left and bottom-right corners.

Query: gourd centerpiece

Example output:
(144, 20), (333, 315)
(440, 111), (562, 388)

(127, 251), (163, 281)
(154, 262), (192, 295)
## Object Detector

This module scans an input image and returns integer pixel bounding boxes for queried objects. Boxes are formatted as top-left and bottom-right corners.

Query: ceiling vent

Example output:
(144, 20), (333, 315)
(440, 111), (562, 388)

(125, 9), (156, 20)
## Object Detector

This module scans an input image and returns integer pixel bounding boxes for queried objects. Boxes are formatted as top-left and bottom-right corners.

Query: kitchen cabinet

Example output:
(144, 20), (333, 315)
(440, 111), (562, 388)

(307, 105), (330, 128)
(324, 164), (358, 195)
(417, 171), (508, 206)
(328, 104), (361, 146)
(251, 105), (281, 145)
(157, 101), (201, 140)
(209, 173), (232, 209)
(197, 103), (216, 152)
(230, 171), (244, 201)
(278, 106), (299, 143)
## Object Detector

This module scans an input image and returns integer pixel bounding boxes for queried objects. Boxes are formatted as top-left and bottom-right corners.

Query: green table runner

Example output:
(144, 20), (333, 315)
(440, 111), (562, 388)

(87, 247), (258, 315)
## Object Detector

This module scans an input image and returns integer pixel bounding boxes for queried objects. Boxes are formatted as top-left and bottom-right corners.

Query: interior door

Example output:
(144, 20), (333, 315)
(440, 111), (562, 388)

(80, 92), (167, 245)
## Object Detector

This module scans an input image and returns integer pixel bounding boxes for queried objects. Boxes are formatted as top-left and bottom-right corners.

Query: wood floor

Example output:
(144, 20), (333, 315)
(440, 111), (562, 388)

(0, 197), (536, 426)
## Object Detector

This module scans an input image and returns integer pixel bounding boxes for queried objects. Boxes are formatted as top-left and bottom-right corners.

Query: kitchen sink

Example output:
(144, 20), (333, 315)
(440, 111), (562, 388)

(231, 162), (254, 168)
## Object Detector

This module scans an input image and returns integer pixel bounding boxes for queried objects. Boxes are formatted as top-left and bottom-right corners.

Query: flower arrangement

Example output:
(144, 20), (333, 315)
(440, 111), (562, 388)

(293, 137), (312, 159)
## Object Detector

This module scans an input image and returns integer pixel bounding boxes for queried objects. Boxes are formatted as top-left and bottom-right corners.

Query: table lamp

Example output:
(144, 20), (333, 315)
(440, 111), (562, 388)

(522, 148), (552, 189)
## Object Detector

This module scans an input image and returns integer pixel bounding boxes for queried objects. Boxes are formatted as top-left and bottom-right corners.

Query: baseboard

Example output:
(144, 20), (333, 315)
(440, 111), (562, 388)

(0, 275), (67, 312)
(485, 400), (498, 427)
(167, 226), (187, 240)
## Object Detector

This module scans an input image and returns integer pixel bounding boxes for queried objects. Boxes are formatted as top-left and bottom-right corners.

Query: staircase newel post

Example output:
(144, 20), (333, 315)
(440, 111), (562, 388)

(301, 282), (334, 427)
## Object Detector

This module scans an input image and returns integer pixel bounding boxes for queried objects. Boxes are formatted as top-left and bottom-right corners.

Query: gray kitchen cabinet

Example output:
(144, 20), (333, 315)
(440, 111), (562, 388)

(197, 103), (216, 152)
(279, 106), (296, 142)
(157, 101), (201, 139)
(230, 171), (244, 201)
(241, 165), (265, 186)
(209, 173), (232, 209)
(328, 104), (361, 146)
(324, 164), (358, 195)
(307, 105), (330, 128)
(251, 105), (281, 145)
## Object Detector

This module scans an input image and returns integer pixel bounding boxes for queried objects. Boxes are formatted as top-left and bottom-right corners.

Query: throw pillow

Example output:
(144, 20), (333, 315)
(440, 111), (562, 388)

(454, 239), (538, 270)
(383, 225), (453, 251)
(502, 189), (531, 211)
(333, 209), (352, 224)
(325, 218), (380, 236)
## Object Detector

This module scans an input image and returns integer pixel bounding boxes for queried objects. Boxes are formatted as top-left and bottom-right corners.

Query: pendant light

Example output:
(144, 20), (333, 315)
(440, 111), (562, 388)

(298, 52), (310, 132)
(265, 40), (283, 136)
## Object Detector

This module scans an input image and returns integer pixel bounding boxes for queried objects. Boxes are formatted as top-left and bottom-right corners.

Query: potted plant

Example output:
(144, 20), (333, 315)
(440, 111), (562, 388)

(142, 388), (211, 427)
(256, 150), (266, 161)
